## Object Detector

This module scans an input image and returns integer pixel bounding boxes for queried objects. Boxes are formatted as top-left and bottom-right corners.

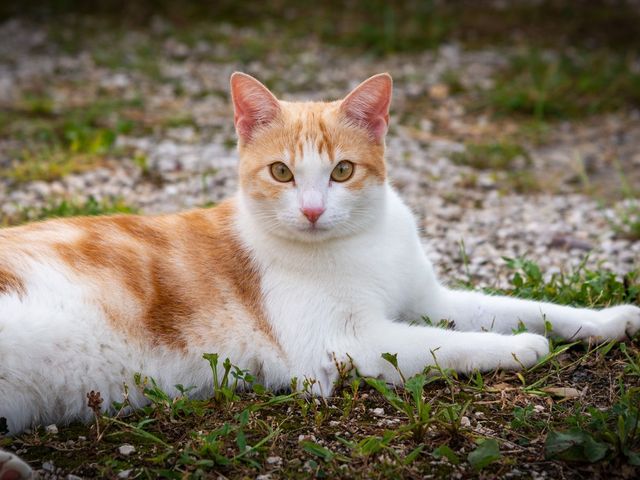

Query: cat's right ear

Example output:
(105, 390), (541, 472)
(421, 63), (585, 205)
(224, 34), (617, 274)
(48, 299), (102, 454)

(230, 72), (281, 144)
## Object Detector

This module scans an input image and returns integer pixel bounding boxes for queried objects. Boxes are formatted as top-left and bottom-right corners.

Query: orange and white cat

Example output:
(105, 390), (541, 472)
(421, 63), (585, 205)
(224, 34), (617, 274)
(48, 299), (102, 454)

(1, 72), (639, 479)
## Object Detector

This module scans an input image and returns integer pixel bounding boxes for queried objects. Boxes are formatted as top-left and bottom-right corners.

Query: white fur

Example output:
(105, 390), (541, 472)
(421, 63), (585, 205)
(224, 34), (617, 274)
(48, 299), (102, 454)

(1, 177), (639, 438)
(0, 449), (32, 479)
(238, 181), (640, 394)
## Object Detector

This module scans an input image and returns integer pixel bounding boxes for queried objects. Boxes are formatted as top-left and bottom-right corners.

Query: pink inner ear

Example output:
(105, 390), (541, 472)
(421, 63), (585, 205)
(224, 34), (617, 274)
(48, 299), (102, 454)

(340, 74), (392, 141)
(231, 73), (280, 142)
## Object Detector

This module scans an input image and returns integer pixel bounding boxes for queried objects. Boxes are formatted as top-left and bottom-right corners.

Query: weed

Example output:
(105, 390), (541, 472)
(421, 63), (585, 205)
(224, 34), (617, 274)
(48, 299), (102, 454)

(452, 141), (530, 171)
(2, 147), (104, 184)
(495, 257), (640, 308)
(620, 343), (640, 378)
(203, 353), (254, 405)
(364, 373), (433, 441)
(2, 197), (137, 227)
(468, 437), (501, 471)
(485, 49), (640, 119)
(610, 199), (640, 241)
(546, 387), (640, 465)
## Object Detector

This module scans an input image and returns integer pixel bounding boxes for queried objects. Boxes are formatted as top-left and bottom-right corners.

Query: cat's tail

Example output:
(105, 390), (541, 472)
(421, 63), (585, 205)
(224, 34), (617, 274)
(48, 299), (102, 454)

(0, 449), (33, 480)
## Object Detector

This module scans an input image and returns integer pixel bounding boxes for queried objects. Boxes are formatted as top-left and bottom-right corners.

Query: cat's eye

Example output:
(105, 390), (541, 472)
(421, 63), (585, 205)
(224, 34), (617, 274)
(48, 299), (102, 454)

(330, 160), (354, 182)
(270, 162), (294, 182)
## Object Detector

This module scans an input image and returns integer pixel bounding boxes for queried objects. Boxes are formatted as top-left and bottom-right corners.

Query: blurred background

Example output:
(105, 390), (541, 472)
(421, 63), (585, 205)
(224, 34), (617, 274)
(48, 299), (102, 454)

(0, 0), (638, 285)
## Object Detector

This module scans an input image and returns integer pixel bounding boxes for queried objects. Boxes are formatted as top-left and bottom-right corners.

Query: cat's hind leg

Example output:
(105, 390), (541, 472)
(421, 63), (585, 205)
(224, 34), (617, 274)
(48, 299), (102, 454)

(0, 449), (33, 480)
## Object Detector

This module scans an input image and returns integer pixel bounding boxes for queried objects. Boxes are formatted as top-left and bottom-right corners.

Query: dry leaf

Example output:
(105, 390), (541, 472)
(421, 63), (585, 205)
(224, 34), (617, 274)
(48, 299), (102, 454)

(542, 387), (581, 398)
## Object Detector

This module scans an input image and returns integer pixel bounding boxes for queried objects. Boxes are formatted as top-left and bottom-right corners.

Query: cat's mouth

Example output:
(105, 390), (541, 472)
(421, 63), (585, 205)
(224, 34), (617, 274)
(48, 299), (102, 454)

(288, 221), (334, 240)
(300, 223), (329, 232)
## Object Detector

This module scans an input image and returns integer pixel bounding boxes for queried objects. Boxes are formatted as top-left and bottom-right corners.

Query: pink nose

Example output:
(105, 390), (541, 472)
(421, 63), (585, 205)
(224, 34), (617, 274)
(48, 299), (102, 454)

(301, 206), (325, 224)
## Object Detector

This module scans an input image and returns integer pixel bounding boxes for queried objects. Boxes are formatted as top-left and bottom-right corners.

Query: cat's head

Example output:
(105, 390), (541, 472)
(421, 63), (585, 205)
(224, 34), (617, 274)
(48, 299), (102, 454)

(231, 72), (392, 242)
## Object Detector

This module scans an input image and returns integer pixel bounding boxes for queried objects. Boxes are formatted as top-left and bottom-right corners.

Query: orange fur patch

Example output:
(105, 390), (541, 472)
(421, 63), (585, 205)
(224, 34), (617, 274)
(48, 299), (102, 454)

(0, 266), (25, 297)
(0, 202), (279, 352)
(238, 100), (386, 199)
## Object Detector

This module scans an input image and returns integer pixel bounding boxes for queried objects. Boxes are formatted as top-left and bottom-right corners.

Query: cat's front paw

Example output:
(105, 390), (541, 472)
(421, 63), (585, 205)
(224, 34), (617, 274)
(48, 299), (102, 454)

(468, 333), (549, 372)
(503, 333), (550, 369)
(593, 305), (640, 341)
(0, 449), (33, 480)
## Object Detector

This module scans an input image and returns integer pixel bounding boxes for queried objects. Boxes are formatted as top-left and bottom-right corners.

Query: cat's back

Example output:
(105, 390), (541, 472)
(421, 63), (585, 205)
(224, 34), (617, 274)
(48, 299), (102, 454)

(0, 198), (287, 433)
(0, 198), (267, 348)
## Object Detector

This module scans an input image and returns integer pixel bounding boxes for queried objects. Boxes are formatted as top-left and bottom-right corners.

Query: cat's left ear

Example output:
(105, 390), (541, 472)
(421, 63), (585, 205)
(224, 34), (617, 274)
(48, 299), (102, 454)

(230, 72), (281, 143)
(340, 73), (392, 142)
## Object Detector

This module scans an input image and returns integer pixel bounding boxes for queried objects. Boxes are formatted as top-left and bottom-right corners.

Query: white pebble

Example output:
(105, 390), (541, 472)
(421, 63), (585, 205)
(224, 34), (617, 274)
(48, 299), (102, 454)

(118, 444), (136, 456)
(45, 424), (58, 434)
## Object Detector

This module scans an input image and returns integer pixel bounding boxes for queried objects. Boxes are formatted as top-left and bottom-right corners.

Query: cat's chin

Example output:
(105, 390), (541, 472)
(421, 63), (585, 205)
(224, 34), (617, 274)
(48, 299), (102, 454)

(274, 224), (343, 243)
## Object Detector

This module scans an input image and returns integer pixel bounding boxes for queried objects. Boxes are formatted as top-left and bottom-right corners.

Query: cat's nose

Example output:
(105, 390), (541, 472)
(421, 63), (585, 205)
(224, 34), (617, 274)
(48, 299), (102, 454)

(301, 206), (325, 224)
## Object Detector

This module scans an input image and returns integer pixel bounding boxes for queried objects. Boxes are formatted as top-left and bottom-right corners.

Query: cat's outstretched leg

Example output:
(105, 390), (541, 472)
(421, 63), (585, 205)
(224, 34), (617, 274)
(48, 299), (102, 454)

(0, 450), (33, 480)
(339, 321), (550, 387)
(424, 287), (640, 342)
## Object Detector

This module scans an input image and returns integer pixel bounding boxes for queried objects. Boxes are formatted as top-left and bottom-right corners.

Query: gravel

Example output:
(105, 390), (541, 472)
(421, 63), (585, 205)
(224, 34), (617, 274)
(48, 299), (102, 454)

(0, 19), (638, 290)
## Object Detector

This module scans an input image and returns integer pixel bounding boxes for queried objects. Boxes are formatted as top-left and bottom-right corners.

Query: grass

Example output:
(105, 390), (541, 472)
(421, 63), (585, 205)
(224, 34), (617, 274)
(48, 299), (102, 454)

(484, 49), (640, 120)
(452, 141), (530, 171)
(451, 141), (543, 194)
(0, 197), (138, 227)
(610, 200), (640, 241)
(2, 258), (638, 478)
(4, 1), (640, 54)
(1, 94), (142, 184)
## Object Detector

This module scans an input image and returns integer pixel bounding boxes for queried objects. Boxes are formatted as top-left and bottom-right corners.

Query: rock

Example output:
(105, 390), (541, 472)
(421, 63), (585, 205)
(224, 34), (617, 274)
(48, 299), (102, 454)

(118, 444), (136, 456)
(45, 424), (58, 435)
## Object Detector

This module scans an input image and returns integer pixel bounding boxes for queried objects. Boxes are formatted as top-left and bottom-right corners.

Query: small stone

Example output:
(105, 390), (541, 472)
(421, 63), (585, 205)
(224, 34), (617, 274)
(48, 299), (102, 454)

(45, 424), (58, 434)
(266, 456), (282, 465)
(118, 469), (132, 479)
(42, 461), (55, 472)
(118, 444), (136, 456)
(460, 416), (471, 427)
(66, 475), (83, 480)
(256, 475), (272, 480)
(371, 407), (385, 417)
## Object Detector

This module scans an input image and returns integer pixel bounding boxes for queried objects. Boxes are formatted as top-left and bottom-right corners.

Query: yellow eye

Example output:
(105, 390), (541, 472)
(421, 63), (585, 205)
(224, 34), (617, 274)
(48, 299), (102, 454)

(270, 162), (294, 182)
(331, 160), (354, 182)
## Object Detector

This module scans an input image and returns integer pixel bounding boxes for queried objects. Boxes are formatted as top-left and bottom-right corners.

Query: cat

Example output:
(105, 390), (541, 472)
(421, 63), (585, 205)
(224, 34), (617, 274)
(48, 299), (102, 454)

(1, 72), (639, 480)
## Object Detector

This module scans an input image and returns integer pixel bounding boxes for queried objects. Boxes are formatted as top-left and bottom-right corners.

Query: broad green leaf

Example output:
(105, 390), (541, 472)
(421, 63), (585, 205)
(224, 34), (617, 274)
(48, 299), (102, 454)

(403, 445), (424, 465)
(545, 429), (608, 462)
(433, 444), (460, 465)
(381, 352), (399, 369)
(302, 441), (335, 461)
(405, 374), (427, 406)
(626, 450), (640, 466)
(468, 438), (501, 470)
